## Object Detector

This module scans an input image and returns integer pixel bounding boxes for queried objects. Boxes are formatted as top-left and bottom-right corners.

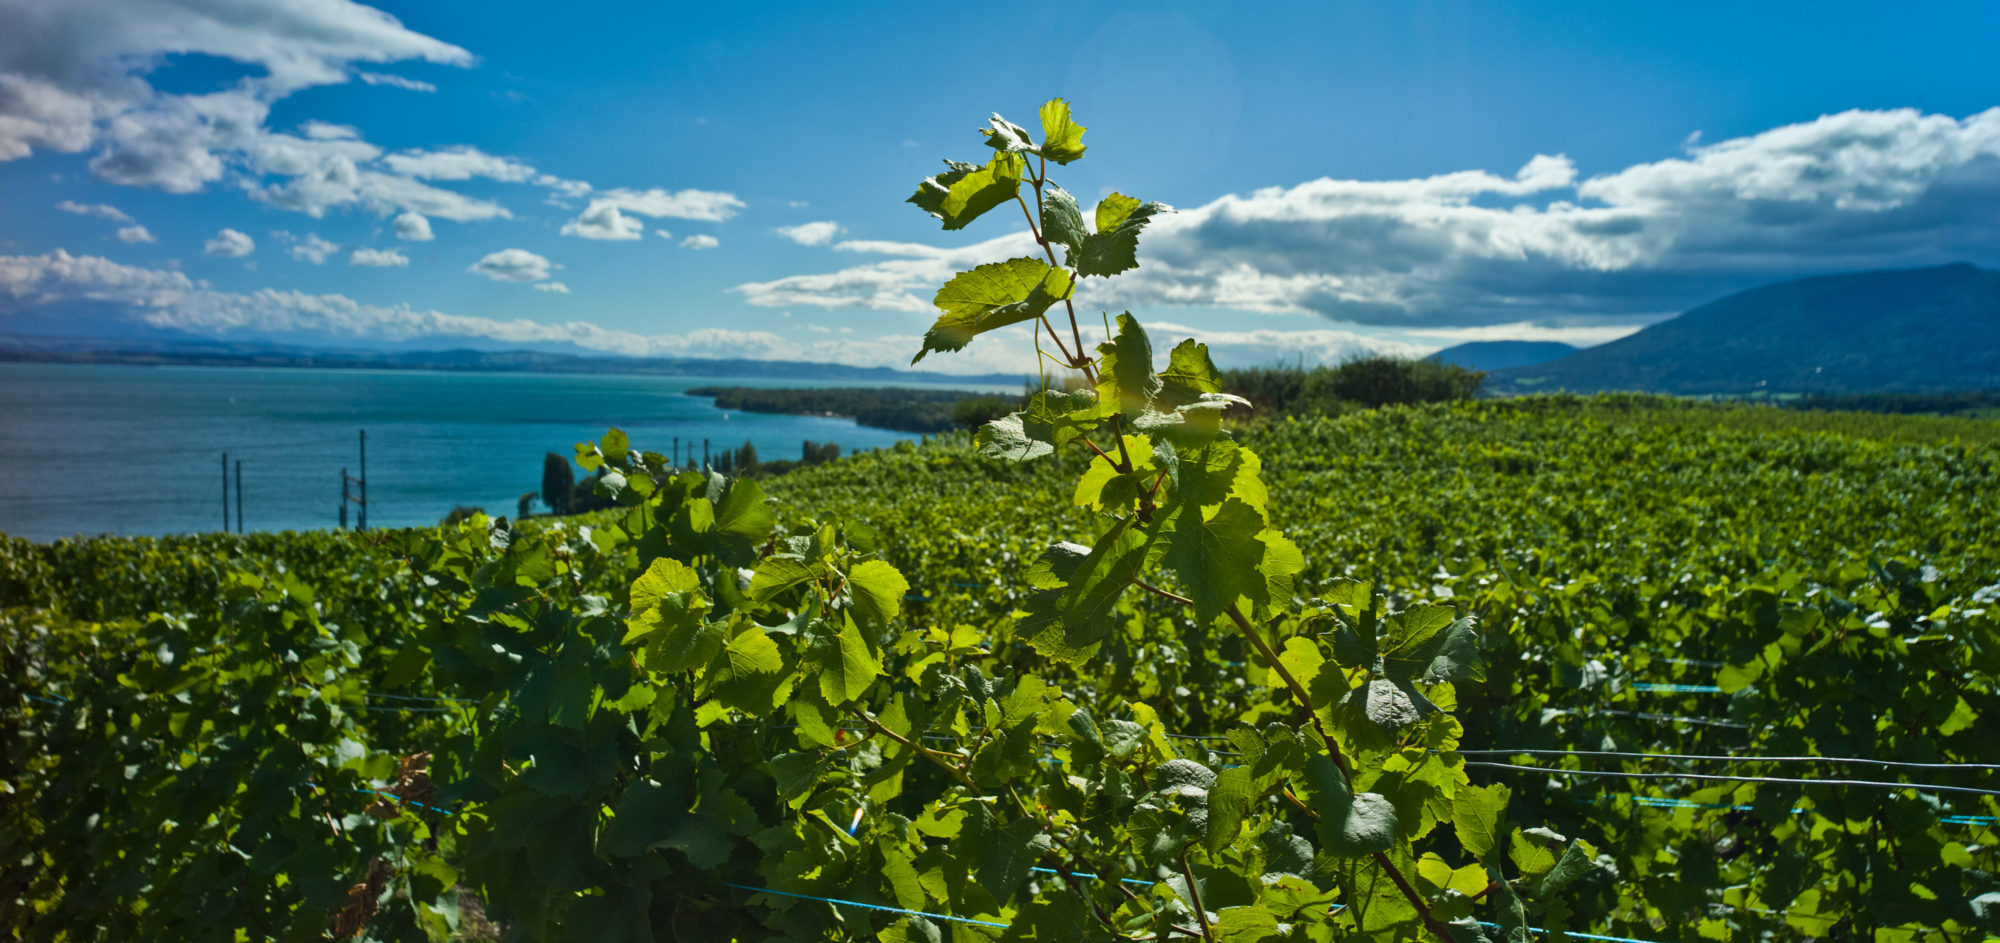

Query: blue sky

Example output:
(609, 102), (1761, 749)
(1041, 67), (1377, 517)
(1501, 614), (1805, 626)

(3, 0), (1999, 374)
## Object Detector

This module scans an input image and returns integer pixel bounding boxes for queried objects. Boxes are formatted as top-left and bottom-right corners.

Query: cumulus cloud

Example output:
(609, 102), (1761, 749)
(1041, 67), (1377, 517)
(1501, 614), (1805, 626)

(560, 200), (644, 240)
(204, 228), (255, 257)
(55, 200), (132, 222)
(469, 248), (557, 283)
(681, 234), (719, 250)
(393, 211), (433, 241)
(0, 0), (471, 171)
(739, 108), (2000, 335)
(0, 249), (1031, 374)
(534, 281), (570, 294)
(560, 188), (745, 241)
(290, 233), (338, 264)
(600, 188), (744, 221)
(300, 120), (359, 141)
(776, 221), (842, 246)
(653, 229), (672, 240)
(349, 247), (407, 267)
(115, 225), (155, 244)
(356, 71), (437, 93)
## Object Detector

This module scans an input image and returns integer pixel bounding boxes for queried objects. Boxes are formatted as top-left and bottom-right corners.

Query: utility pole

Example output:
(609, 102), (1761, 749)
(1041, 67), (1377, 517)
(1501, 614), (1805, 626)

(235, 459), (243, 534)
(221, 453), (229, 533)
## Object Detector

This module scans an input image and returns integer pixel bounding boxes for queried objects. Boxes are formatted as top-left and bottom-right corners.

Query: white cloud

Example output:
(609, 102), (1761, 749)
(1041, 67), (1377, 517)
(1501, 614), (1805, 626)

(204, 228), (255, 257)
(735, 231), (1037, 313)
(290, 233), (338, 264)
(349, 247), (408, 267)
(1405, 320), (1645, 348)
(381, 146), (537, 182)
(597, 188), (745, 222)
(534, 281), (570, 294)
(55, 200), (133, 223)
(681, 234), (719, 250)
(775, 221), (842, 246)
(393, 211), (433, 241)
(469, 248), (557, 283)
(0, 249), (1035, 375)
(0, 0), (471, 173)
(115, 225), (155, 244)
(653, 229), (672, 240)
(560, 200), (644, 240)
(739, 108), (2000, 331)
(356, 71), (437, 93)
(300, 120), (359, 141)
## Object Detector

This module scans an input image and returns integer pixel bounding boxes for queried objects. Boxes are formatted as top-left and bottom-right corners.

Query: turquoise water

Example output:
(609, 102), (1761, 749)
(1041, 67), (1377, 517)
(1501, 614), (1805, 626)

(0, 364), (971, 543)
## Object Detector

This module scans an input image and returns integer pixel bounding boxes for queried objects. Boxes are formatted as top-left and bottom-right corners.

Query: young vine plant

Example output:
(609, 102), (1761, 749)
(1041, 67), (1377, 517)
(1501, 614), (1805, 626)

(403, 99), (1586, 941)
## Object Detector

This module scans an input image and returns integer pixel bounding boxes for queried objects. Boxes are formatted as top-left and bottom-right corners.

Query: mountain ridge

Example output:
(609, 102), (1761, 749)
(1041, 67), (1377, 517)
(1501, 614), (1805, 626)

(1486, 263), (2000, 395)
(0, 334), (1026, 387)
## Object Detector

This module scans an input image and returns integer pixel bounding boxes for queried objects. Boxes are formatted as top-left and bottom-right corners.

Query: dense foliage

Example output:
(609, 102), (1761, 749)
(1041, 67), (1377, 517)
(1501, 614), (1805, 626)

(1220, 358), (1484, 416)
(687, 386), (1010, 433)
(5, 99), (1999, 943)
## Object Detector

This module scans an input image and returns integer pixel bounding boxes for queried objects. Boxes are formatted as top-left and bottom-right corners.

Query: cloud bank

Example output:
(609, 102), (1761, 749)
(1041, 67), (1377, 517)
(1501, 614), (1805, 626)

(738, 108), (2000, 332)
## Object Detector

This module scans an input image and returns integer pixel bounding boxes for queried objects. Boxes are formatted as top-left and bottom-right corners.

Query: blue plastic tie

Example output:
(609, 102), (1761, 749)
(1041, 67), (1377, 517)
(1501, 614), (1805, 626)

(1029, 866), (1153, 888)
(726, 883), (1008, 928)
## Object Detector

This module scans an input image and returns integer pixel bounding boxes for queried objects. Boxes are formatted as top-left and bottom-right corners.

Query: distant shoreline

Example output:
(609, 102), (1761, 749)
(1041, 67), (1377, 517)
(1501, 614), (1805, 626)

(0, 343), (1023, 388)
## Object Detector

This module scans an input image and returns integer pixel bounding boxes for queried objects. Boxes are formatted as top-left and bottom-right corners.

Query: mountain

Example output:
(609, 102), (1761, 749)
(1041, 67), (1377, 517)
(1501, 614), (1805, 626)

(1426, 340), (1578, 372)
(0, 335), (1025, 388)
(1486, 264), (2000, 395)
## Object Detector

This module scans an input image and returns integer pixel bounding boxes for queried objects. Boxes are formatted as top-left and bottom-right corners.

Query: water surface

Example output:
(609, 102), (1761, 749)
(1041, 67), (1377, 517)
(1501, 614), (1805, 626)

(0, 363), (974, 542)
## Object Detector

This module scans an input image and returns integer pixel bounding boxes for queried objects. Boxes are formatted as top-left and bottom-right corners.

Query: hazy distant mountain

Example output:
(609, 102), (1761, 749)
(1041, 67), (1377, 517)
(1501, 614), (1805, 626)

(1486, 264), (2000, 395)
(1426, 340), (1578, 372)
(0, 335), (1024, 388)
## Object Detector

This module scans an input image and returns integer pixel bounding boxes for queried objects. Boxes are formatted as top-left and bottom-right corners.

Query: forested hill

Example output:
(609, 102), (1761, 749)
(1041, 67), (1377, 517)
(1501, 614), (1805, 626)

(1486, 263), (2000, 395)
(685, 385), (1015, 433)
(1425, 340), (1576, 371)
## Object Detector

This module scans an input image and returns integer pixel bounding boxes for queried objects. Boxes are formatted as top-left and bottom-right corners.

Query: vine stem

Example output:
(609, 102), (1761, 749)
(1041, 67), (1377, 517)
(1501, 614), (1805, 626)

(854, 710), (974, 786)
(1178, 847), (1216, 943)
(1219, 602), (1451, 941)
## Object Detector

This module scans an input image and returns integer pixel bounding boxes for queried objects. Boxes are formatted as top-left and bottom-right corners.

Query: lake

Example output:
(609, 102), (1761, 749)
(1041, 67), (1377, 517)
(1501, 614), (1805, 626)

(0, 363), (988, 543)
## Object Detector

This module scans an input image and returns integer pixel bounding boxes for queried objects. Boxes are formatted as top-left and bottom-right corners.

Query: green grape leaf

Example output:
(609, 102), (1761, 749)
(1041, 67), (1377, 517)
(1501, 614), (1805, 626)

(705, 622), (786, 712)
(1069, 194), (1169, 277)
(1155, 339), (1223, 409)
(625, 558), (708, 639)
(975, 415), (1055, 462)
(711, 477), (775, 567)
(980, 113), (1035, 153)
(1536, 838), (1600, 897)
(1146, 497), (1271, 625)
(1452, 783), (1511, 860)
(1061, 518), (1148, 647)
(916, 257), (1074, 363)
(816, 616), (882, 705)
(846, 559), (908, 629)
(1214, 905), (1282, 943)
(1207, 765), (1257, 854)
(748, 556), (816, 604)
(601, 428), (631, 464)
(907, 152), (1025, 230)
(1096, 312), (1160, 412)
(1302, 753), (1399, 857)
(1040, 184), (1088, 248)
(1038, 98), (1087, 164)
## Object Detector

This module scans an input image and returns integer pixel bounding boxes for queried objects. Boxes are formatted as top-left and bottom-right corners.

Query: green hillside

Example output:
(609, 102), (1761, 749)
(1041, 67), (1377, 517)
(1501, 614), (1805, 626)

(1488, 263), (2000, 395)
(1425, 340), (1577, 372)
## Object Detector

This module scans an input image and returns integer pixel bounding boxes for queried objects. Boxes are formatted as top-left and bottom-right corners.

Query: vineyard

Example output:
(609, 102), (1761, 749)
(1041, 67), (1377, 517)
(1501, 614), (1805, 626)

(6, 100), (2000, 943)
